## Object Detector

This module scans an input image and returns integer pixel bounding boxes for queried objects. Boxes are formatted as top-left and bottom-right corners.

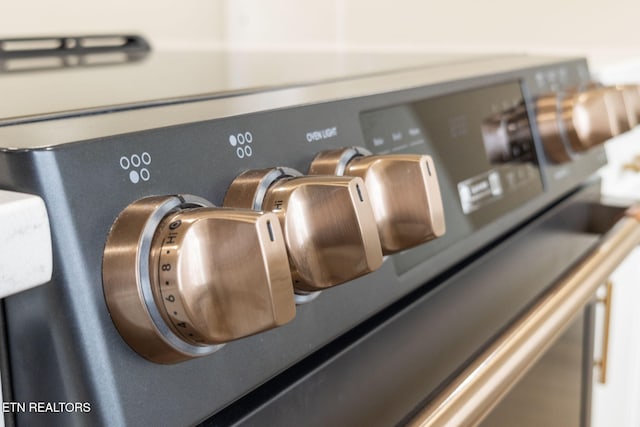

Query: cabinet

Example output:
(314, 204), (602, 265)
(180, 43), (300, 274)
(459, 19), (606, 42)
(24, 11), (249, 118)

(592, 123), (640, 426)
(591, 248), (640, 427)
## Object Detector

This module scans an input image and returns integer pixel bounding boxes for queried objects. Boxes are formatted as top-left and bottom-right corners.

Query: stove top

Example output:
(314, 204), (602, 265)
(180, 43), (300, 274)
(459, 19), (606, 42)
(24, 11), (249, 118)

(0, 50), (494, 125)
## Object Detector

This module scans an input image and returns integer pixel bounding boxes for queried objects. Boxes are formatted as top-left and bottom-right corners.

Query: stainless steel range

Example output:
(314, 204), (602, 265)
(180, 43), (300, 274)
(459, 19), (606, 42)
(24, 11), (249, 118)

(1, 35), (639, 427)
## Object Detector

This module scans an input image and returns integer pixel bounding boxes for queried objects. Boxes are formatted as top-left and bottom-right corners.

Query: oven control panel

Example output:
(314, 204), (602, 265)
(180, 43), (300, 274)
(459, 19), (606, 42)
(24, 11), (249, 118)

(102, 152), (445, 363)
(2, 55), (638, 426)
(99, 81), (640, 367)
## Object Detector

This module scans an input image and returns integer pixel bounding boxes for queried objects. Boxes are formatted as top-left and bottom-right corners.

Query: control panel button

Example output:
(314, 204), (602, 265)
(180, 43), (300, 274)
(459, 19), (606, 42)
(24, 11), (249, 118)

(224, 167), (383, 293)
(103, 195), (295, 364)
(309, 147), (445, 254)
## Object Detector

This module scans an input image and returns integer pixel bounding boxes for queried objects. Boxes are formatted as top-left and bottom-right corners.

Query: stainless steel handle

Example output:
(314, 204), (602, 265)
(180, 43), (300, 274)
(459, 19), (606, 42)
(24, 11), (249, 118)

(406, 206), (640, 427)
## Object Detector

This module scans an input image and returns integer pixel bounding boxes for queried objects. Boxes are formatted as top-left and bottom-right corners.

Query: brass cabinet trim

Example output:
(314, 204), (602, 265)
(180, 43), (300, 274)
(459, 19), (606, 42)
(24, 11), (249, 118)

(594, 280), (613, 384)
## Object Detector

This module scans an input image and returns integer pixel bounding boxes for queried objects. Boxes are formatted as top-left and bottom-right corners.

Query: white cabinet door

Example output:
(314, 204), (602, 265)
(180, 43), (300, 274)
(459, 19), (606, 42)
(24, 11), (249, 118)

(591, 247), (640, 427)
(593, 69), (640, 425)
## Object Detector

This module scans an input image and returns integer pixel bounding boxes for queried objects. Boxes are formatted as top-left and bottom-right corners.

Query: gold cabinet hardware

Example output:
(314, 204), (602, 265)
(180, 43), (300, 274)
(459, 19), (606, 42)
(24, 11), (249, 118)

(594, 280), (613, 384)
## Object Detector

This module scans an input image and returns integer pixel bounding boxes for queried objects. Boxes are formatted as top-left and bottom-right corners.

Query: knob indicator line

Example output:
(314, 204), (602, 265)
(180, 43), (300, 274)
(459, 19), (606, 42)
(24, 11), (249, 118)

(103, 194), (296, 363)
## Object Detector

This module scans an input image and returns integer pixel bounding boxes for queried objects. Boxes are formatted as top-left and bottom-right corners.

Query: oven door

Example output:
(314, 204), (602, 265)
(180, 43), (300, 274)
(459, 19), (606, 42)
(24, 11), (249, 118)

(200, 181), (640, 427)
(477, 304), (595, 427)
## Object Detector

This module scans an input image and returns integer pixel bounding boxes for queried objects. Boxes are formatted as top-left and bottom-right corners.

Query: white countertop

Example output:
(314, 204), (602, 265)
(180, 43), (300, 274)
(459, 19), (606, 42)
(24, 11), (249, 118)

(0, 190), (52, 297)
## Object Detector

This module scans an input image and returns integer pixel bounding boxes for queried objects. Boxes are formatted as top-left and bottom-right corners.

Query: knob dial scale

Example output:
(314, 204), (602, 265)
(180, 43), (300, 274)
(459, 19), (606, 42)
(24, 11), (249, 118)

(102, 195), (295, 363)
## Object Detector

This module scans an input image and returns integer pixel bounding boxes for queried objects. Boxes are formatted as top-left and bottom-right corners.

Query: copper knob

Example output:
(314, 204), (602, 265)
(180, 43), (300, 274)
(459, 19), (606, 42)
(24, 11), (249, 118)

(224, 167), (383, 293)
(536, 94), (572, 163)
(562, 89), (608, 150)
(537, 86), (634, 163)
(102, 195), (295, 364)
(618, 84), (640, 127)
(309, 147), (445, 254)
(567, 87), (633, 149)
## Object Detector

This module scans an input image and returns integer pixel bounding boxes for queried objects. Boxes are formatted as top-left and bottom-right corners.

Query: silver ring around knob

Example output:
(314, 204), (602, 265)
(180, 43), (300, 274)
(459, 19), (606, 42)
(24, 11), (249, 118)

(251, 167), (303, 210)
(333, 147), (372, 176)
(136, 195), (225, 357)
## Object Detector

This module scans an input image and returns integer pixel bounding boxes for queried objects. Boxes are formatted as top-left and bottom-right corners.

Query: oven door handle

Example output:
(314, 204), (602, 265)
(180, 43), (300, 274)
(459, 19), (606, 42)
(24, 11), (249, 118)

(406, 205), (640, 427)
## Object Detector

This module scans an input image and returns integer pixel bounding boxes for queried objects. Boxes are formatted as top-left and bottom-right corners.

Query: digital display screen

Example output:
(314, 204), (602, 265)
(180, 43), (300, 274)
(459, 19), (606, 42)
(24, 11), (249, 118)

(360, 82), (543, 229)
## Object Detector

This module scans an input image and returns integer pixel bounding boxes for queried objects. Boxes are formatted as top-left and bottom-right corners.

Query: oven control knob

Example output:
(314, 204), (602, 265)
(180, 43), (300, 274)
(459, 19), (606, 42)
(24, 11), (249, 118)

(618, 84), (640, 127)
(309, 147), (446, 254)
(601, 87), (632, 132)
(224, 168), (383, 295)
(561, 89), (611, 152)
(566, 87), (632, 148)
(536, 94), (572, 163)
(102, 195), (295, 364)
(537, 87), (632, 163)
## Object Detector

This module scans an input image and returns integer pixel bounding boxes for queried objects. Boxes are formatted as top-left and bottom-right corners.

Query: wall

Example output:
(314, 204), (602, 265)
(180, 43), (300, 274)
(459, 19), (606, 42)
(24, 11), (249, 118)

(224, 0), (640, 70)
(0, 1), (226, 50)
(2, 1), (639, 70)
(2, 1), (640, 69)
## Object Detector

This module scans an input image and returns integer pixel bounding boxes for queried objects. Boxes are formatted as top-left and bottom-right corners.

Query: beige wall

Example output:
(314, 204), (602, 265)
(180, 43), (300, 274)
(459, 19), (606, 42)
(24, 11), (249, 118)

(0, 1), (226, 49)
(2, 0), (639, 69)
(224, 0), (640, 69)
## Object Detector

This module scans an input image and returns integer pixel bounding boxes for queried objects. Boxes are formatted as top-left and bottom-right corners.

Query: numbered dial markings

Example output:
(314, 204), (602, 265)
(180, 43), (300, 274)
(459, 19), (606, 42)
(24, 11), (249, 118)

(102, 195), (296, 364)
(154, 219), (206, 345)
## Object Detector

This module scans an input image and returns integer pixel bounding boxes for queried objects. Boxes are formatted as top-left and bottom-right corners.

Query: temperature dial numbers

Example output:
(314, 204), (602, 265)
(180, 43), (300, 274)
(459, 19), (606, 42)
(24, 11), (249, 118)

(151, 217), (206, 345)
(102, 195), (296, 364)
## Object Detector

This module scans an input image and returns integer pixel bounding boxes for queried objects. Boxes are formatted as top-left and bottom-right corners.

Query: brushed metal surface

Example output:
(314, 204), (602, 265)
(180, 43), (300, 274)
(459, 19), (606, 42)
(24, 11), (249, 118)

(0, 53), (601, 427)
(225, 169), (383, 292)
(477, 311), (587, 427)
(310, 148), (445, 254)
(406, 207), (640, 427)
(103, 195), (209, 364)
(149, 209), (295, 345)
(619, 85), (640, 127)
(570, 88), (628, 149)
(102, 195), (295, 363)
(536, 95), (573, 163)
(536, 86), (640, 163)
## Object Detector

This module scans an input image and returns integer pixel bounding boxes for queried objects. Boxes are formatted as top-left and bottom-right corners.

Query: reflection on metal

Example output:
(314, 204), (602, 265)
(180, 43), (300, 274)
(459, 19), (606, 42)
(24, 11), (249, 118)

(622, 155), (640, 173)
(595, 280), (613, 384)
(481, 102), (535, 164)
(102, 195), (296, 364)
(224, 168), (383, 292)
(536, 85), (640, 164)
(309, 147), (445, 254)
(406, 205), (640, 427)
